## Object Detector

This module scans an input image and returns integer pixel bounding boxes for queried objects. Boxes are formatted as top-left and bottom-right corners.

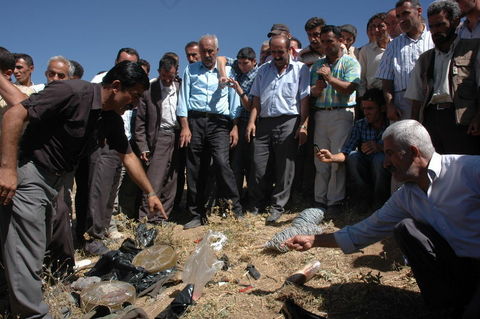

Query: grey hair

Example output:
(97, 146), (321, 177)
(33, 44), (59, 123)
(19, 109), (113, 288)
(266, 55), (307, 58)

(427, 0), (461, 21)
(199, 34), (219, 49)
(47, 56), (74, 77)
(382, 120), (435, 158)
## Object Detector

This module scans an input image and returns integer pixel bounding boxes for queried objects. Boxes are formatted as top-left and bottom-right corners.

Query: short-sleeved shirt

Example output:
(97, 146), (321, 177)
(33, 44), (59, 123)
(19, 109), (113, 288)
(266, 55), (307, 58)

(250, 60), (310, 118)
(341, 117), (388, 154)
(375, 27), (434, 92)
(20, 80), (130, 173)
(310, 55), (360, 108)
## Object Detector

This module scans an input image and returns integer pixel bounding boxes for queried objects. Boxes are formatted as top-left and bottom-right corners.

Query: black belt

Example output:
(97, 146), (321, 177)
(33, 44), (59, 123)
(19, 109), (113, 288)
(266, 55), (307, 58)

(189, 110), (227, 119)
(316, 106), (351, 111)
(429, 103), (453, 110)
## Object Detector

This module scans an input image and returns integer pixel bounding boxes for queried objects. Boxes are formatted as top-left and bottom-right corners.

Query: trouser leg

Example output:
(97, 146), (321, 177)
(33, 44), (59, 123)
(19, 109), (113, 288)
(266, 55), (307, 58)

(186, 116), (207, 220)
(248, 119), (271, 212)
(208, 116), (242, 214)
(47, 172), (75, 275)
(370, 152), (390, 209)
(346, 151), (371, 203)
(270, 116), (298, 214)
(394, 218), (480, 314)
(139, 131), (177, 221)
(74, 156), (89, 243)
(231, 119), (250, 200)
(0, 161), (63, 319)
(85, 145), (122, 239)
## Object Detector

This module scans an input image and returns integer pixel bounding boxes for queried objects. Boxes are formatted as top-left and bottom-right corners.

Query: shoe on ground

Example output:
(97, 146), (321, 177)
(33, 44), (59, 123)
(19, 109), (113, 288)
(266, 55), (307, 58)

(183, 218), (203, 230)
(265, 210), (283, 224)
(313, 201), (327, 210)
(84, 240), (109, 256)
(327, 204), (344, 215)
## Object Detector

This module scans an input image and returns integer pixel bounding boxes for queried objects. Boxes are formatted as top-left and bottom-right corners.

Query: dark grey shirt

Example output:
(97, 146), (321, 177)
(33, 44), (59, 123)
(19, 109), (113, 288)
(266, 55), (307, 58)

(20, 80), (130, 173)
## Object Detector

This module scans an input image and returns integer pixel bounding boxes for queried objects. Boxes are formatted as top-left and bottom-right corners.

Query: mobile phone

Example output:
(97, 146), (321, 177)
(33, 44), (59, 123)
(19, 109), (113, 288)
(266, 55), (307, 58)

(314, 144), (320, 153)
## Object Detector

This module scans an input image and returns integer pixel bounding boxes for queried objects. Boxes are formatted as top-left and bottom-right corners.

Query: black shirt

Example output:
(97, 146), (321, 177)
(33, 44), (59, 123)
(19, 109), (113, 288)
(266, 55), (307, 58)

(20, 80), (131, 173)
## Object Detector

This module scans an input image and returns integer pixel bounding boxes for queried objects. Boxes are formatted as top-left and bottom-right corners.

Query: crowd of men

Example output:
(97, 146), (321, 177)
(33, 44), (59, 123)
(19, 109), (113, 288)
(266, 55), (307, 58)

(0, 0), (479, 317)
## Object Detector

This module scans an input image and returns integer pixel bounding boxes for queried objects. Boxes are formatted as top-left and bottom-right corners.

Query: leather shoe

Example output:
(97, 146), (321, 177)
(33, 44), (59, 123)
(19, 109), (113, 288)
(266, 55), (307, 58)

(84, 240), (109, 256)
(183, 218), (203, 230)
(266, 210), (283, 224)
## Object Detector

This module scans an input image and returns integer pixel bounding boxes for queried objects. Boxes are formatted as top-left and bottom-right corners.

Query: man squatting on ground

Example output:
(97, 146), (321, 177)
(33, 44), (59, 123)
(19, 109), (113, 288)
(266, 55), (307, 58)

(0, 61), (166, 318)
(285, 120), (480, 318)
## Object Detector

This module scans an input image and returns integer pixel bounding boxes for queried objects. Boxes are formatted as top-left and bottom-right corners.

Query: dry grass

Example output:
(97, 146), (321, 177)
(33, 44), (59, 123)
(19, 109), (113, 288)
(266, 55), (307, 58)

(41, 205), (429, 319)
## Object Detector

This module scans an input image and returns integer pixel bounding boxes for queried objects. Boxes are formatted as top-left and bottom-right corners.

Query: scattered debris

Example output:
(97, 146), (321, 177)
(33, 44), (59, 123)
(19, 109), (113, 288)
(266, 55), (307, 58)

(285, 260), (321, 285)
(155, 284), (194, 319)
(246, 264), (261, 280)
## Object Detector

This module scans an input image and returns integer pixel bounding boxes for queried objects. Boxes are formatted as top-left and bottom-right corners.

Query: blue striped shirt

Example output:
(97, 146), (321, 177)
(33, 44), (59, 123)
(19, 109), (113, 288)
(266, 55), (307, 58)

(375, 26), (433, 92)
(177, 62), (241, 119)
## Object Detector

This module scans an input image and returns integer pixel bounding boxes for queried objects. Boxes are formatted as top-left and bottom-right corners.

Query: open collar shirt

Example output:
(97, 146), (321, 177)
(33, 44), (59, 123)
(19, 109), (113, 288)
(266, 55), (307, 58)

(176, 62), (240, 119)
(457, 18), (480, 39)
(250, 59), (310, 118)
(334, 152), (480, 259)
(376, 26), (434, 92)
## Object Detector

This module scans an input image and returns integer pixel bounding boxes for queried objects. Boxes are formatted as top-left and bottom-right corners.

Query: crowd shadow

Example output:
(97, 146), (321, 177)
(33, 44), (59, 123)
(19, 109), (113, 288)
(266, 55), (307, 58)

(280, 282), (430, 319)
(352, 237), (405, 272)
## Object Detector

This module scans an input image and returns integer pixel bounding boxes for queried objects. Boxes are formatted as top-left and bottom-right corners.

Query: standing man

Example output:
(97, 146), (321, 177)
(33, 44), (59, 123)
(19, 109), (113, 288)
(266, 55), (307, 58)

(310, 25), (360, 214)
(376, 0), (433, 121)
(455, 0), (480, 38)
(358, 12), (391, 97)
(299, 17), (326, 67)
(185, 41), (201, 64)
(0, 61), (165, 319)
(135, 55), (180, 222)
(405, 0), (480, 155)
(78, 48), (141, 255)
(286, 120), (480, 318)
(246, 35), (310, 223)
(177, 34), (242, 229)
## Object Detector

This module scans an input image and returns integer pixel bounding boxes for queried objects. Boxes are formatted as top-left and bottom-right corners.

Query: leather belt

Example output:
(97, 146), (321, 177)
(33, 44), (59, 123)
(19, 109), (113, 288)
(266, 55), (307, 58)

(317, 106), (350, 111)
(429, 103), (453, 110)
(189, 110), (227, 119)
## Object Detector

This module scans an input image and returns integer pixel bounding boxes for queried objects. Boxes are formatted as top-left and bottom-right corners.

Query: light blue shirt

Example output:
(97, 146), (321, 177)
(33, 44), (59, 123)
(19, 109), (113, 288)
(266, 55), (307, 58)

(250, 60), (310, 118)
(334, 153), (480, 259)
(177, 62), (240, 119)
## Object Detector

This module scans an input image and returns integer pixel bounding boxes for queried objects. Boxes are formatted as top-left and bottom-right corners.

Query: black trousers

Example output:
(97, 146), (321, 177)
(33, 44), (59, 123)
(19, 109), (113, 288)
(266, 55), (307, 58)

(394, 219), (480, 317)
(424, 106), (480, 155)
(186, 113), (241, 219)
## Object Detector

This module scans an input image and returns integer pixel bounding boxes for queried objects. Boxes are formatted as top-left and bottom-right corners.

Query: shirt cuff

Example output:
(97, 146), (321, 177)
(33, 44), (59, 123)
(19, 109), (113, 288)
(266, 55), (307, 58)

(334, 228), (359, 254)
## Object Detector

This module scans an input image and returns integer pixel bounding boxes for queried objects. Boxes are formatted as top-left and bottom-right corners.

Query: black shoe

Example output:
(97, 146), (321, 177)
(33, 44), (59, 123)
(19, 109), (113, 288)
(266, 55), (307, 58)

(183, 218), (203, 230)
(84, 240), (109, 256)
(327, 204), (344, 215)
(313, 201), (327, 209)
(266, 210), (283, 224)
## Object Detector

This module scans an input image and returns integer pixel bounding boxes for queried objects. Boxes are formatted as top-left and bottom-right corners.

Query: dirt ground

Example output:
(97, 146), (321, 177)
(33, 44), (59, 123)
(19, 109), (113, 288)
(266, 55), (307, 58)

(40, 197), (431, 319)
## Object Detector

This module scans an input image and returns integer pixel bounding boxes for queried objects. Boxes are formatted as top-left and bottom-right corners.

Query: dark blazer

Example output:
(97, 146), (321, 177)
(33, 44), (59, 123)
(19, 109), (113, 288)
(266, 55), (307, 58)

(134, 78), (180, 154)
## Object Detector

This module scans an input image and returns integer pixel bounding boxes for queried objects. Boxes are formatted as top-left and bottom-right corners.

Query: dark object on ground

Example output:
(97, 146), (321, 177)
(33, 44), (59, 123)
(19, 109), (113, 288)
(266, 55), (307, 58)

(281, 299), (326, 319)
(220, 254), (230, 271)
(155, 284), (194, 319)
(85, 239), (175, 295)
(135, 223), (158, 248)
(246, 264), (261, 280)
(84, 240), (110, 256)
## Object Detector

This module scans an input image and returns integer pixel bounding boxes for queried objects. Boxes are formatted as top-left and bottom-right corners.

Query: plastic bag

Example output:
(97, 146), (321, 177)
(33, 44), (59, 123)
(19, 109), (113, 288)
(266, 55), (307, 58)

(135, 223), (157, 248)
(181, 231), (227, 300)
(155, 284), (194, 319)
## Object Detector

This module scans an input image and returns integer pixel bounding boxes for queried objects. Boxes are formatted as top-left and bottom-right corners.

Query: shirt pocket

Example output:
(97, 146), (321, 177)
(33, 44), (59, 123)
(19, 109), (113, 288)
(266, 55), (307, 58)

(283, 82), (297, 99)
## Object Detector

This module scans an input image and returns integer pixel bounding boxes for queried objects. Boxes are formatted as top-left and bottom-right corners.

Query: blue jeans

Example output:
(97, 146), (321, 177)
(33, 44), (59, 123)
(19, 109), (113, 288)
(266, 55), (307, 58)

(346, 151), (390, 209)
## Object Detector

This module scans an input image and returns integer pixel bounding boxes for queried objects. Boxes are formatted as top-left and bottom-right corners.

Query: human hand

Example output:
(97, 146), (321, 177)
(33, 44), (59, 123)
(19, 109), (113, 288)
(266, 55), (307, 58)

(147, 195), (167, 220)
(295, 126), (308, 145)
(179, 127), (192, 148)
(361, 141), (380, 155)
(283, 235), (315, 251)
(317, 64), (332, 83)
(386, 103), (400, 121)
(245, 122), (256, 143)
(230, 125), (238, 148)
(316, 149), (333, 163)
(467, 114), (480, 136)
(0, 167), (17, 205)
(140, 152), (150, 163)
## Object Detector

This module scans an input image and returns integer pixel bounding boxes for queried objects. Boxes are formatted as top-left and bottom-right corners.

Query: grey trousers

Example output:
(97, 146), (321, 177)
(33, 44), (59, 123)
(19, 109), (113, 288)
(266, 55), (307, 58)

(0, 161), (64, 319)
(248, 115), (298, 214)
(138, 130), (178, 221)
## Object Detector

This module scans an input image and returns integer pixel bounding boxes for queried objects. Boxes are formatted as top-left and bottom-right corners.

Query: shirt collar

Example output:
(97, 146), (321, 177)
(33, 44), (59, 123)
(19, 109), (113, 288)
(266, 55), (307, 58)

(427, 152), (442, 182)
(405, 24), (429, 42)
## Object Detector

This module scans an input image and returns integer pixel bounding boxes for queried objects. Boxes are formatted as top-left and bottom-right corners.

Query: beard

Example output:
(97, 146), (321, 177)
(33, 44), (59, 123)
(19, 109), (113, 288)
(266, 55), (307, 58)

(432, 27), (456, 46)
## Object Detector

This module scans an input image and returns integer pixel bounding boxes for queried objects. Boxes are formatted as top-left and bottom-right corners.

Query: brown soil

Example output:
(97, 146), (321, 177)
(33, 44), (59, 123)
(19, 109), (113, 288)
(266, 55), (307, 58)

(45, 205), (429, 319)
